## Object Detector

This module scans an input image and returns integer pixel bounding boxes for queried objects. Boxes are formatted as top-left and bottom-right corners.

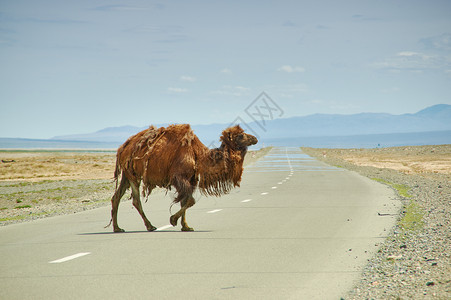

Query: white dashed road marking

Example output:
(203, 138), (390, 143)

(156, 225), (173, 231)
(261, 192), (268, 195)
(207, 209), (222, 214)
(241, 199), (252, 203)
(49, 252), (91, 264)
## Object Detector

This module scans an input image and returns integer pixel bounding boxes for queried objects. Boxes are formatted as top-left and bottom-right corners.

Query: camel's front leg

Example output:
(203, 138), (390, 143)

(180, 195), (195, 231)
(181, 210), (193, 232)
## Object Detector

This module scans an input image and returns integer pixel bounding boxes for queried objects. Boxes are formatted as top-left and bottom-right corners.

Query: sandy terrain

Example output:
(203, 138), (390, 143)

(315, 144), (451, 177)
(0, 151), (116, 181)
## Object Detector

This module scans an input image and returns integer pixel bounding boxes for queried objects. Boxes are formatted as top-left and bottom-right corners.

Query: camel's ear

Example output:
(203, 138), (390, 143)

(228, 132), (233, 142)
(223, 132), (233, 147)
(220, 130), (230, 146)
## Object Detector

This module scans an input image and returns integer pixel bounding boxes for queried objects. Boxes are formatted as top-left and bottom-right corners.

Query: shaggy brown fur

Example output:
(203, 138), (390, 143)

(107, 124), (258, 232)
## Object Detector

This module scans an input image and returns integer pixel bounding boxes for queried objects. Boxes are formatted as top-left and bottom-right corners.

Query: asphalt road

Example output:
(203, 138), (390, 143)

(0, 147), (400, 299)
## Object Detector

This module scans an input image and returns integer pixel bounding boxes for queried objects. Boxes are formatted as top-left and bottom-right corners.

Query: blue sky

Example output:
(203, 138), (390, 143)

(1, 0), (450, 139)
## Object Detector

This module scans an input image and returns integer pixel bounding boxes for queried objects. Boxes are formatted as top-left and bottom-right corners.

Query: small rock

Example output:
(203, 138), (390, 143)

(387, 254), (403, 260)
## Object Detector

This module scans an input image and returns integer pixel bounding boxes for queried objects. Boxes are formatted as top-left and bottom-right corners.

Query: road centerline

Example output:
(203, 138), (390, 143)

(49, 252), (91, 264)
(156, 224), (173, 231)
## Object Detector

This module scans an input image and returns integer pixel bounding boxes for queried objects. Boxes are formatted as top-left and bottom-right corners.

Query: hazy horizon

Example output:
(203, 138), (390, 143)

(1, 1), (450, 139)
(2, 102), (449, 140)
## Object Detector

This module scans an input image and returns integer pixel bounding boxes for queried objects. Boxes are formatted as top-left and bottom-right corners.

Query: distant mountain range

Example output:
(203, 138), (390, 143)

(1, 104), (449, 149)
(52, 104), (451, 144)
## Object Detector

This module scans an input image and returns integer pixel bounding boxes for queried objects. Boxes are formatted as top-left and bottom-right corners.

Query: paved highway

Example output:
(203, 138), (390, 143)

(0, 147), (400, 299)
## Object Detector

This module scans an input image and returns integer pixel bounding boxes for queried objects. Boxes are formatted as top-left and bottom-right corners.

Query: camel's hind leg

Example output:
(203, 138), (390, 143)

(169, 176), (196, 231)
(170, 194), (195, 232)
(111, 174), (130, 233)
(130, 182), (157, 232)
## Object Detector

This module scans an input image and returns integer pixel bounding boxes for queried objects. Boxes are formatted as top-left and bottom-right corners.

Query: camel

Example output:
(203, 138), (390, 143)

(107, 124), (258, 232)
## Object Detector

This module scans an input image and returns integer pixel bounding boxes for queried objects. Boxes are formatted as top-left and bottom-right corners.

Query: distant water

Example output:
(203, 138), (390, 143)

(0, 138), (119, 150)
(1, 130), (450, 150)
(262, 130), (451, 148)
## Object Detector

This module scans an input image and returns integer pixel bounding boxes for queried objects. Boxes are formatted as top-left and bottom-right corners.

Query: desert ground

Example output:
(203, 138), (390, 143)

(306, 144), (451, 178)
(0, 151), (117, 182)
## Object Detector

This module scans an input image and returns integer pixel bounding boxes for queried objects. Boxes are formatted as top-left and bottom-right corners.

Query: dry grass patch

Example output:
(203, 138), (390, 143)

(0, 151), (116, 181)
(304, 145), (451, 178)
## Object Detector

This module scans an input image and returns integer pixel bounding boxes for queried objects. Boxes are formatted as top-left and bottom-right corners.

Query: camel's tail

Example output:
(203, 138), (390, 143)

(104, 218), (113, 229)
(113, 156), (122, 190)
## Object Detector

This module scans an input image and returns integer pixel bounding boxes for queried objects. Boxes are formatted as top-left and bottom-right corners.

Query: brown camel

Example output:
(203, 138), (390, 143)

(107, 124), (258, 232)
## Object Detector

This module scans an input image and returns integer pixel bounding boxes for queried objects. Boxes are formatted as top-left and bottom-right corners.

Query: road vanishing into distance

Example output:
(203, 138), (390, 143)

(1, 147), (400, 299)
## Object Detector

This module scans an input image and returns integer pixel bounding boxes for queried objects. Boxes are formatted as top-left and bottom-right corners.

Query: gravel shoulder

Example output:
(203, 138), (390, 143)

(302, 145), (450, 299)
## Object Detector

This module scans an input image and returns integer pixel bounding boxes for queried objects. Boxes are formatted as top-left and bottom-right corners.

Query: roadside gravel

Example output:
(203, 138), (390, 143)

(302, 147), (450, 299)
(0, 179), (115, 225)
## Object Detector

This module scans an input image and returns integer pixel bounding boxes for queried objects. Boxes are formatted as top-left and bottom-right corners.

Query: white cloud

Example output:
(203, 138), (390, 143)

(167, 87), (188, 93)
(397, 51), (419, 57)
(371, 51), (449, 71)
(211, 85), (250, 97)
(234, 86), (250, 92)
(180, 75), (196, 82)
(278, 65), (305, 73)
(93, 5), (150, 11)
(220, 68), (232, 74)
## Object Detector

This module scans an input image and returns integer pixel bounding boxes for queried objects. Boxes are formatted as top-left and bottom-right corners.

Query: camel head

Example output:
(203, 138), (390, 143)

(220, 125), (258, 150)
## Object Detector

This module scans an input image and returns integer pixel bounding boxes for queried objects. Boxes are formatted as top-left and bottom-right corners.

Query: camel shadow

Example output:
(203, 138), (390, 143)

(78, 230), (212, 235)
